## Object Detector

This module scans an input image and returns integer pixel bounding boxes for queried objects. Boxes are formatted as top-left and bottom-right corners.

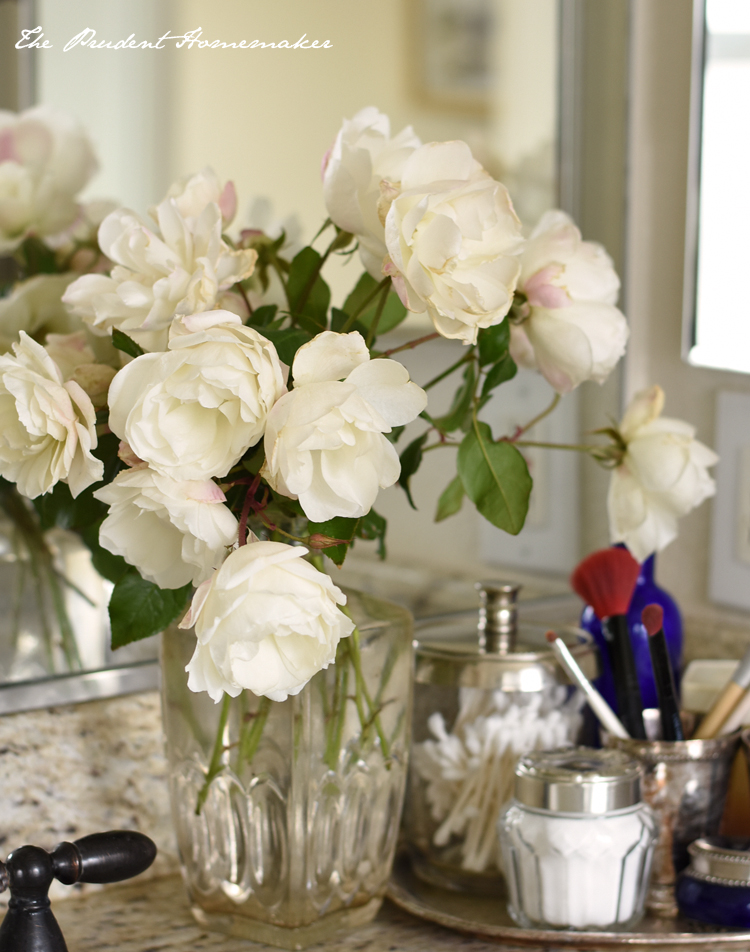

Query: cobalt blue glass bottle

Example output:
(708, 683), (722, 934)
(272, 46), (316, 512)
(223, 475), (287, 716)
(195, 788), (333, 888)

(580, 549), (683, 715)
(676, 837), (750, 928)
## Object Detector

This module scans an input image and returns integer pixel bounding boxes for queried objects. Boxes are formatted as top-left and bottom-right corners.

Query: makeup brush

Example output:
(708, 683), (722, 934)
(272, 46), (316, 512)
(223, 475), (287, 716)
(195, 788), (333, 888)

(694, 645), (750, 739)
(642, 604), (684, 741)
(545, 630), (630, 739)
(571, 547), (646, 739)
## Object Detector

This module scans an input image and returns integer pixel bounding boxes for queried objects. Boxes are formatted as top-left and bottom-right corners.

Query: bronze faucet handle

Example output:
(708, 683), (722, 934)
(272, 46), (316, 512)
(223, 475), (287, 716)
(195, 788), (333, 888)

(0, 831), (156, 952)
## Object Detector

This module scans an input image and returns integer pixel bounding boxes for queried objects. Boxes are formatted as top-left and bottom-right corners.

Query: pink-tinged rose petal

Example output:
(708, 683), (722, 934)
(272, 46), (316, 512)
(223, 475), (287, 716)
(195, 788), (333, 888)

(180, 578), (213, 629)
(117, 441), (147, 469)
(182, 479), (227, 504)
(320, 145), (333, 179)
(218, 181), (237, 224)
(0, 129), (19, 163)
(524, 264), (572, 308)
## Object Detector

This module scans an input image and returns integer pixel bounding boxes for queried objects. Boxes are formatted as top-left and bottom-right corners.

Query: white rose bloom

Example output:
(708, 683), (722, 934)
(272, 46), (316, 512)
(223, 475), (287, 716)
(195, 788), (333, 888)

(384, 141), (524, 345)
(323, 106), (421, 278)
(607, 385), (718, 562)
(263, 330), (427, 522)
(94, 468), (238, 589)
(181, 541), (355, 702)
(107, 310), (287, 481)
(0, 105), (98, 253)
(0, 273), (79, 353)
(510, 210), (628, 393)
(159, 166), (237, 228)
(62, 170), (256, 352)
(0, 331), (102, 498)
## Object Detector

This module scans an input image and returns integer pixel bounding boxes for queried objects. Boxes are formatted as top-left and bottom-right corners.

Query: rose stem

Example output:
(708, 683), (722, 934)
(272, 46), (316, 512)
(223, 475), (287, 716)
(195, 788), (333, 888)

(196, 693), (232, 815)
(339, 276), (391, 334)
(239, 696), (272, 763)
(365, 281), (391, 348)
(510, 392), (561, 440)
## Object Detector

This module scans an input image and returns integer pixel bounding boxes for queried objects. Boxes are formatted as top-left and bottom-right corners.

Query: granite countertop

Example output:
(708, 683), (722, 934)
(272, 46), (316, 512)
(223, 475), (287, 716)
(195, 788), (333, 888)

(38, 873), (503, 952)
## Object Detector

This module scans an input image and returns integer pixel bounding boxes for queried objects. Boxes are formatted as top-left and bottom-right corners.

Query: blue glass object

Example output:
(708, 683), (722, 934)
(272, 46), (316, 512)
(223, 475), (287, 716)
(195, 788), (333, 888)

(580, 549), (683, 715)
(676, 874), (750, 929)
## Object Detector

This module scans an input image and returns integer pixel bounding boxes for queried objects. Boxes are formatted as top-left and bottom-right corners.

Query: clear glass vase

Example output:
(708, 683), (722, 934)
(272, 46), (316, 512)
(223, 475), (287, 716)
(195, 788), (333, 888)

(160, 589), (414, 950)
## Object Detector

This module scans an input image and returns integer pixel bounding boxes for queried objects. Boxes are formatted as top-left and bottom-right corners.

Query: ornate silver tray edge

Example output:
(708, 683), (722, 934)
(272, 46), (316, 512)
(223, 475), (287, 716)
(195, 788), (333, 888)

(386, 854), (750, 950)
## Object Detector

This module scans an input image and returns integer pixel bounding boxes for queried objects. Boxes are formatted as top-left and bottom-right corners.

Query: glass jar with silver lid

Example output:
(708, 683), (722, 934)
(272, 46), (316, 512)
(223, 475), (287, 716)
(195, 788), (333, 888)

(498, 747), (657, 931)
(402, 582), (597, 894)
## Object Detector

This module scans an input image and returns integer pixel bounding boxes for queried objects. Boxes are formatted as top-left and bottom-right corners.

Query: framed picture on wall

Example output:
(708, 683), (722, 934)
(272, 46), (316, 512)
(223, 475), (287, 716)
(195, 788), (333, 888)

(406, 0), (494, 115)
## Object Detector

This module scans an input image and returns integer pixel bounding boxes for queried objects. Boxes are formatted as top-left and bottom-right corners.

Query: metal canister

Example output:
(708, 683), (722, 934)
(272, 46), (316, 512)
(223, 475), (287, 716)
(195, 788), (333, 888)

(402, 581), (597, 893)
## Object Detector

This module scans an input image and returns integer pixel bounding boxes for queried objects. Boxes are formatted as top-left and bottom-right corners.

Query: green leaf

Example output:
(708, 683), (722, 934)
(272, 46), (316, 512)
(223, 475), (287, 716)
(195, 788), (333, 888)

(307, 516), (359, 567)
(435, 474), (465, 522)
(19, 235), (58, 275)
(112, 329), (146, 359)
(385, 424), (406, 445)
(433, 364), (476, 433)
(398, 433), (428, 509)
(287, 247), (330, 333)
(251, 304), (278, 327)
(477, 319), (511, 366)
(330, 306), (367, 337)
(109, 570), (192, 649)
(480, 352), (517, 401)
(357, 508), (387, 560)
(261, 327), (312, 366)
(458, 422), (532, 535)
(343, 273), (407, 335)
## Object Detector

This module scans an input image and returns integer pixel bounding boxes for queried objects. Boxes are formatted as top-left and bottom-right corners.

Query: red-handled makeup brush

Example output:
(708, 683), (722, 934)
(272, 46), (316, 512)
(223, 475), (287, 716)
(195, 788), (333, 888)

(642, 603), (684, 741)
(571, 548), (646, 739)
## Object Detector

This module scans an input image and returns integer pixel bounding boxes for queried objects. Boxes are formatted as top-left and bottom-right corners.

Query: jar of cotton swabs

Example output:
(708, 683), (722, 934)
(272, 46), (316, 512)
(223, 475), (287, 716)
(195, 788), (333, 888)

(499, 747), (657, 930)
(402, 581), (597, 894)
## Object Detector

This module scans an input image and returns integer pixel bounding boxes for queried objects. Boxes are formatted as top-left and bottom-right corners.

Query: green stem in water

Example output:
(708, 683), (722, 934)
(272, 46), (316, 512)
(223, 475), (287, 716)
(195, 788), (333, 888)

(347, 627), (391, 762)
(196, 693), (232, 815)
(240, 695), (272, 764)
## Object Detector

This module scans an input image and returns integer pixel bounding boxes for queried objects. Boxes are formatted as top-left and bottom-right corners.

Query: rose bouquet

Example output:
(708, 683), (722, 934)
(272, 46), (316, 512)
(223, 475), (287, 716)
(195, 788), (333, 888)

(0, 103), (717, 703)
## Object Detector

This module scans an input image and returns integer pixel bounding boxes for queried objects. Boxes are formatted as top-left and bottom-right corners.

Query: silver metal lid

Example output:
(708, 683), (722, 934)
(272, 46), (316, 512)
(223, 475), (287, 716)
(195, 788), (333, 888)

(686, 837), (750, 886)
(514, 747), (643, 814)
(414, 580), (597, 692)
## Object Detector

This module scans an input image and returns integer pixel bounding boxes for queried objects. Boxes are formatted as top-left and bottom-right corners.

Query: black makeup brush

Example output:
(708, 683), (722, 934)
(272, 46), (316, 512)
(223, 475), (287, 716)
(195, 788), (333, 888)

(643, 603), (684, 741)
(571, 547), (646, 739)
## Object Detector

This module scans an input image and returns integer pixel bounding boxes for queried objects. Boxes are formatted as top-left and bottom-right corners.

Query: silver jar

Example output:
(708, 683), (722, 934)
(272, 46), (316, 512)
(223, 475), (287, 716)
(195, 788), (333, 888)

(499, 747), (658, 930)
(402, 582), (597, 893)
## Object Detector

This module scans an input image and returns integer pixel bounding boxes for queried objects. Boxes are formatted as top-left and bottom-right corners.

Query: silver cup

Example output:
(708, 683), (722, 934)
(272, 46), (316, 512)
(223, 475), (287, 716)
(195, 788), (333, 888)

(607, 710), (740, 916)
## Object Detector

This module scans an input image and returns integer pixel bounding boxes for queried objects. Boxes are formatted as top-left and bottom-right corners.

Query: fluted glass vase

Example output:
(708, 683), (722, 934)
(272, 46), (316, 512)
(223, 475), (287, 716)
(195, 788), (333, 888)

(160, 589), (414, 950)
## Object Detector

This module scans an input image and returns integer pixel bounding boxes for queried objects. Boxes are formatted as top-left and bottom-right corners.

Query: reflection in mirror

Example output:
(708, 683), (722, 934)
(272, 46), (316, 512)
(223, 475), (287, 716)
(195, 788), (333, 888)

(685, 0), (750, 372)
(0, 0), (634, 714)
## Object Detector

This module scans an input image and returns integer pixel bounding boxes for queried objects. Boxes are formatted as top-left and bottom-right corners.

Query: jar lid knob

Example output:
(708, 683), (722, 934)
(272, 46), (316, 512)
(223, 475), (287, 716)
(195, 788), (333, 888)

(476, 581), (520, 654)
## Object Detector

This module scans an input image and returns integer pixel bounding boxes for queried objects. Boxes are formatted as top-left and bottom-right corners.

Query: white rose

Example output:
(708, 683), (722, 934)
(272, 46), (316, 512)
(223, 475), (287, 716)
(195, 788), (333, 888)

(159, 166), (237, 227)
(0, 105), (98, 253)
(384, 141), (524, 345)
(262, 330), (427, 522)
(0, 273), (79, 353)
(607, 385), (718, 561)
(107, 310), (287, 481)
(181, 541), (355, 702)
(0, 331), (102, 498)
(509, 210), (628, 393)
(94, 468), (238, 589)
(62, 170), (256, 352)
(323, 107), (421, 278)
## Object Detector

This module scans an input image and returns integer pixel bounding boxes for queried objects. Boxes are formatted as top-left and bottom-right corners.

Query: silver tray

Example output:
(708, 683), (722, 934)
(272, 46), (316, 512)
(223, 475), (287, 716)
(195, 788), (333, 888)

(387, 853), (750, 950)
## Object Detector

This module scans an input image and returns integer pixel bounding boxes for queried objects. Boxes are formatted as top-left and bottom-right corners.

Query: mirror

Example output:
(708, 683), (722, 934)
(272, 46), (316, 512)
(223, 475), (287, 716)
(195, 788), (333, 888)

(0, 0), (629, 711)
(684, 0), (750, 372)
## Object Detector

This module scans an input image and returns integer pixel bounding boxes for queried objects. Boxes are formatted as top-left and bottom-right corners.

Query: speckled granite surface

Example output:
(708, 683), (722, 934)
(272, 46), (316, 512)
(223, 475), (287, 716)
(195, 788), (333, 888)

(41, 874), (505, 952)
(0, 690), (179, 905)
